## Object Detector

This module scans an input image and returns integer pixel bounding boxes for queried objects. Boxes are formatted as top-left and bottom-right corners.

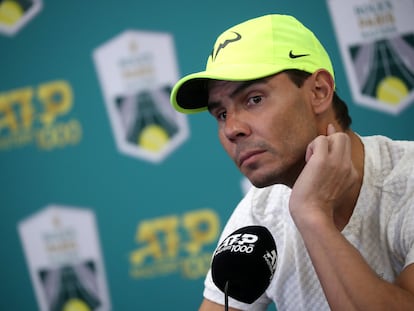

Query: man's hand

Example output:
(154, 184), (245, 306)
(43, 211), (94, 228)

(289, 123), (358, 228)
(287, 124), (414, 310)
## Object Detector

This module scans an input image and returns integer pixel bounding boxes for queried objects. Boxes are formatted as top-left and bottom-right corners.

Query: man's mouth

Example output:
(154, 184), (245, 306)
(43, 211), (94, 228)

(238, 150), (265, 167)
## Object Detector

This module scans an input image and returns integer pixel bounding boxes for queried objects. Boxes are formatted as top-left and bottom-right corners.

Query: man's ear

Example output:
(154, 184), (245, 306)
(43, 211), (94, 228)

(310, 69), (335, 115)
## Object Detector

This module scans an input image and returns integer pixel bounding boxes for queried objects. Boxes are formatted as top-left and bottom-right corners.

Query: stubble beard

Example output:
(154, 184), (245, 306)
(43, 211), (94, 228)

(245, 154), (307, 189)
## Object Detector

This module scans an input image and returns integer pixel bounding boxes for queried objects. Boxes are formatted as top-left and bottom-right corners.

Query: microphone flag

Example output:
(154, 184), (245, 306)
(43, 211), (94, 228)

(211, 226), (277, 304)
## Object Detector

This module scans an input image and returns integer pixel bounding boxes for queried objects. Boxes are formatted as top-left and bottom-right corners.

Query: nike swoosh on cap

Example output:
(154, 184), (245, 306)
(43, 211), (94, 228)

(289, 50), (310, 59)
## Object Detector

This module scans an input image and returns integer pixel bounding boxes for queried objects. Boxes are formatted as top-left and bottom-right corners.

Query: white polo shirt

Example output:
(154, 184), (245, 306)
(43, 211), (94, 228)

(203, 135), (414, 310)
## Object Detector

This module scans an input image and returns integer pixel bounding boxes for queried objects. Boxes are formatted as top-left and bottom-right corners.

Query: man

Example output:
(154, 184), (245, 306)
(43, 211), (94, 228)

(170, 14), (414, 310)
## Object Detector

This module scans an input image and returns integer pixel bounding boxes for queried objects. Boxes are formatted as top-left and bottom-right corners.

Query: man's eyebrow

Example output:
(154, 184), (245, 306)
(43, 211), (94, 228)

(207, 78), (267, 113)
(207, 101), (220, 113)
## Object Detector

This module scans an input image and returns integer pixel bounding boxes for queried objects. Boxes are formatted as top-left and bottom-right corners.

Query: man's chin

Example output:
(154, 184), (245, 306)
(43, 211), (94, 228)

(247, 176), (277, 189)
(246, 171), (295, 189)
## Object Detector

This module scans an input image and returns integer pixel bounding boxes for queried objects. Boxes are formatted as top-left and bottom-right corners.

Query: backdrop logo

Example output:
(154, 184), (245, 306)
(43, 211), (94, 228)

(18, 204), (111, 311)
(327, 0), (414, 114)
(0, 0), (42, 36)
(93, 30), (189, 163)
(129, 209), (220, 280)
(0, 80), (82, 151)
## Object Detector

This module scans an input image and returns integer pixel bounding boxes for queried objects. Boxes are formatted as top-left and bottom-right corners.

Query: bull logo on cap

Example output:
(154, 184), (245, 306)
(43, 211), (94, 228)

(211, 31), (242, 61)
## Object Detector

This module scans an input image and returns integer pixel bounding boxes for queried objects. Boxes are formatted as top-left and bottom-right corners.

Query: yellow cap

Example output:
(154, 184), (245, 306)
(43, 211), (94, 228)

(170, 14), (334, 114)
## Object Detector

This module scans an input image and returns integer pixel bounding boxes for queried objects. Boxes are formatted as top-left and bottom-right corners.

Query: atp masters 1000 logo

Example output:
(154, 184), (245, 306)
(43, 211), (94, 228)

(129, 209), (220, 280)
(0, 80), (83, 150)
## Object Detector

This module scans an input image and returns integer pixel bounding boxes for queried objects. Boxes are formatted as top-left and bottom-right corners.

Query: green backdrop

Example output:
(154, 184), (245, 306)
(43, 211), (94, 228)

(1, 1), (413, 310)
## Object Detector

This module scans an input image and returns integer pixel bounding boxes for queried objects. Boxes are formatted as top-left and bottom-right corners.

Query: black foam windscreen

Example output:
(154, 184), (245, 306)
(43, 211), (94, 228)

(211, 225), (277, 304)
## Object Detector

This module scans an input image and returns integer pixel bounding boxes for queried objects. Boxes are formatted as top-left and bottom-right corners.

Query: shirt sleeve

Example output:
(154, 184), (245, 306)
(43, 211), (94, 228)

(402, 168), (414, 269)
(403, 199), (414, 269)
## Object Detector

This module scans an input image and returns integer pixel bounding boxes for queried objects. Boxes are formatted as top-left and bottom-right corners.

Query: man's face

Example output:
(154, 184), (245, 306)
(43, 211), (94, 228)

(207, 72), (319, 188)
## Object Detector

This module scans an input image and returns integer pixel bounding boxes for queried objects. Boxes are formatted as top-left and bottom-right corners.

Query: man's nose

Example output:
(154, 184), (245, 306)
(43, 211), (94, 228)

(223, 112), (251, 141)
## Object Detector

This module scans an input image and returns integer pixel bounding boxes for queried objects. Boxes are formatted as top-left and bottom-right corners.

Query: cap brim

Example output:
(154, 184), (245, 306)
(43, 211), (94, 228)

(171, 64), (288, 114)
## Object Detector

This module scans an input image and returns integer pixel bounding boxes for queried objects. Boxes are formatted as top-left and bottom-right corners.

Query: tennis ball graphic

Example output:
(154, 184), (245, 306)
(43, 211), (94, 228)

(0, 0), (23, 26)
(376, 76), (408, 105)
(63, 298), (90, 311)
(139, 124), (169, 152)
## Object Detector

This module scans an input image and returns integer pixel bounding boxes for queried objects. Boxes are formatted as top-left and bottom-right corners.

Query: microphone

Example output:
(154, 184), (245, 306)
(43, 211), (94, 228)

(211, 226), (277, 306)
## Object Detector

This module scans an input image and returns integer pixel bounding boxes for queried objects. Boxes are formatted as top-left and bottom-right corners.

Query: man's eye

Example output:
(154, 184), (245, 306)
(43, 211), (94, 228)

(248, 96), (262, 106)
(217, 111), (227, 121)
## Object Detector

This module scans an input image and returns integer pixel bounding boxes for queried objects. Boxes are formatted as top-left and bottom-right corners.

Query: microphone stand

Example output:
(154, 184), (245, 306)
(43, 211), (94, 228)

(224, 281), (229, 311)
